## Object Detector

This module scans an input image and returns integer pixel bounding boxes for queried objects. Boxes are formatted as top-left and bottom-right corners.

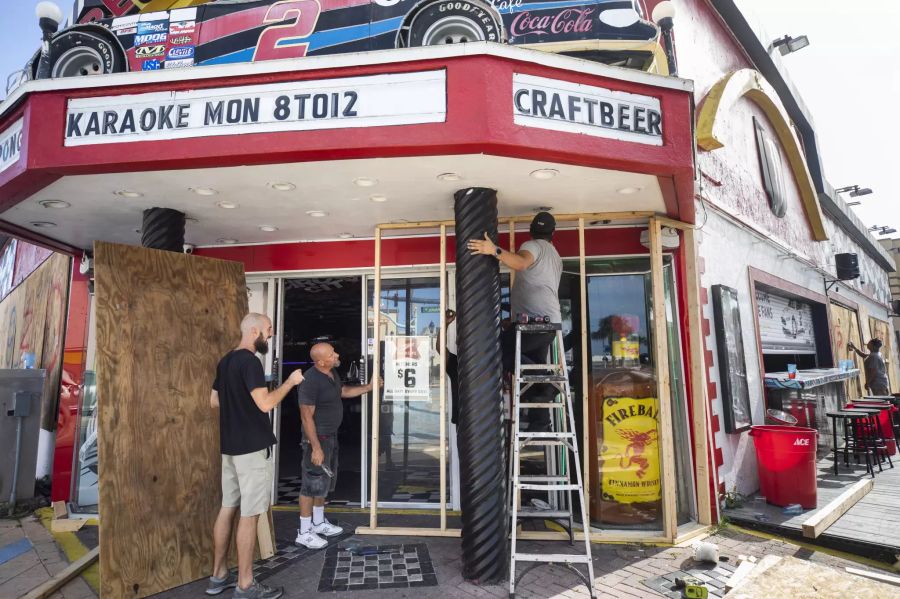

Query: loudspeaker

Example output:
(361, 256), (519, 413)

(892, 299), (900, 316)
(835, 253), (859, 280)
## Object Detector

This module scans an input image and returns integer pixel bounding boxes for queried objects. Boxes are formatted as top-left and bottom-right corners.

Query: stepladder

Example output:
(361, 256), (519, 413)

(508, 322), (595, 598)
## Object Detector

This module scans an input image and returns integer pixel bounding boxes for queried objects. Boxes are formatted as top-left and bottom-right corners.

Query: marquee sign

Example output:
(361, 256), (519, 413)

(0, 119), (24, 175)
(63, 70), (446, 146)
(513, 73), (663, 145)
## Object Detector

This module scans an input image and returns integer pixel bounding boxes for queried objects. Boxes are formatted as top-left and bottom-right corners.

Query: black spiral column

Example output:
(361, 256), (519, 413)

(141, 208), (185, 252)
(454, 187), (507, 582)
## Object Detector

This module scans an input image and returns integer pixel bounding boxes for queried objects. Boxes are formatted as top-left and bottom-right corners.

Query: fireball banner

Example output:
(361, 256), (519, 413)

(601, 396), (661, 504)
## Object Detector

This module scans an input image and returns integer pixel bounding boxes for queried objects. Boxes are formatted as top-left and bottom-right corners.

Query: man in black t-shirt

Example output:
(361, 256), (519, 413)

(294, 342), (375, 549)
(207, 313), (303, 599)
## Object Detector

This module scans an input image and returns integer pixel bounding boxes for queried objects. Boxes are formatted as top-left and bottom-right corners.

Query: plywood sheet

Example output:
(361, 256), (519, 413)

(829, 303), (863, 399)
(94, 242), (247, 598)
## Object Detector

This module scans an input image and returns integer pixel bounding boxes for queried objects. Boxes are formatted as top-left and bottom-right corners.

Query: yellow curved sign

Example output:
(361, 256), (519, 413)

(601, 396), (661, 504)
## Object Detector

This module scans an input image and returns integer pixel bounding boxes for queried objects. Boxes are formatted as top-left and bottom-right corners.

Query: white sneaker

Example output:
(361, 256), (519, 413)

(294, 529), (328, 549)
(311, 519), (343, 537)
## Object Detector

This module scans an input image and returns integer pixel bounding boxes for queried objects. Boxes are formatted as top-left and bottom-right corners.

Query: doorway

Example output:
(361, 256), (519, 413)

(278, 276), (364, 505)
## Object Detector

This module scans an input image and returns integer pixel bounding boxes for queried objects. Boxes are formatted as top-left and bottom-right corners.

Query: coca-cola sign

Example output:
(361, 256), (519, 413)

(510, 8), (595, 37)
(513, 74), (663, 146)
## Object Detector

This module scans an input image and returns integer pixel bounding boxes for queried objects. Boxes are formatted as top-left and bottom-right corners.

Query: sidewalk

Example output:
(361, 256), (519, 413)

(2, 510), (896, 599)
(0, 515), (95, 599)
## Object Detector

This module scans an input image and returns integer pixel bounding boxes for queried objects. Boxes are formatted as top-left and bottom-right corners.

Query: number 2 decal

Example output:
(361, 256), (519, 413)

(253, 0), (322, 62)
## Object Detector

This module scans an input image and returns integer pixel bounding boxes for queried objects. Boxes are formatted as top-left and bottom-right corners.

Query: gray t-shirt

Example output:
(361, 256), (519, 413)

(298, 367), (343, 436)
(863, 352), (890, 391)
(510, 239), (562, 323)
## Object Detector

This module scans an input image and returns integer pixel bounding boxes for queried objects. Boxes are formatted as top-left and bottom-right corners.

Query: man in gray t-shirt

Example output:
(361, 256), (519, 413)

(849, 339), (891, 395)
(467, 212), (562, 430)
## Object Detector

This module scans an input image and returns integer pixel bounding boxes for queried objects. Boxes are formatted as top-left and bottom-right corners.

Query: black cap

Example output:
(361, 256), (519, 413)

(530, 211), (556, 235)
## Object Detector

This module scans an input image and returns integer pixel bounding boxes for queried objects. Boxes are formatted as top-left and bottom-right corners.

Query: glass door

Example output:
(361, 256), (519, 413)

(364, 274), (451, 508)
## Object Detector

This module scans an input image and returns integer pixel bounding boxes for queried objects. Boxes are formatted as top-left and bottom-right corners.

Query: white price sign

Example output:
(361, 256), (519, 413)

(384, 336), (430, 402)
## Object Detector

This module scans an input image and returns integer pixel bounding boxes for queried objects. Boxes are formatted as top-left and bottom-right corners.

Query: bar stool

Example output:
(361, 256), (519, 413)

(852, 400), (900, 446)
(843, 407), (893, 472)
(826, 411), (875, 477)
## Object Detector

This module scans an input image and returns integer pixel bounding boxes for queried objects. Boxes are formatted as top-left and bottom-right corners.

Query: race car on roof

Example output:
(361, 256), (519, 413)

(17, 0), (664, 86)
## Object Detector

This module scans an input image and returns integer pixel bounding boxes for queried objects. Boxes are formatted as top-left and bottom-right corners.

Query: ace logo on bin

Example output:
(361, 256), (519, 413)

(793, 437), (811, 446)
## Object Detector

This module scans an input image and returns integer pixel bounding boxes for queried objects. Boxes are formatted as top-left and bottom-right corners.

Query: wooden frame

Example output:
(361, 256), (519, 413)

(357, 213), (710, 542)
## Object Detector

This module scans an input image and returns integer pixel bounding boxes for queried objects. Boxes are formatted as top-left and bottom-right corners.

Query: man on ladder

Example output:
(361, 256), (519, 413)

(468, 212), (595, 598)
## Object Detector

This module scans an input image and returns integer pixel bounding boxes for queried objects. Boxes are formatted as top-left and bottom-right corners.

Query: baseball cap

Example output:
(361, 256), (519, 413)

(530, 211), (556, 235)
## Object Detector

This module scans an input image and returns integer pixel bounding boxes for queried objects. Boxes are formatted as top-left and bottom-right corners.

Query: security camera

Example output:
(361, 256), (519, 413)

(183, 244), (195, 254)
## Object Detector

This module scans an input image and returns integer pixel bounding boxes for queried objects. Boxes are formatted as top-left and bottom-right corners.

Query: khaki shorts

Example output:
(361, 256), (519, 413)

(221, 448), (273, 517)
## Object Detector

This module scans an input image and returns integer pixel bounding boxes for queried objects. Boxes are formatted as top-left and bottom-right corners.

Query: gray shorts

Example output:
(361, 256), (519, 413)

(221, 448), (273, 517)
(301, 436), (338, 498)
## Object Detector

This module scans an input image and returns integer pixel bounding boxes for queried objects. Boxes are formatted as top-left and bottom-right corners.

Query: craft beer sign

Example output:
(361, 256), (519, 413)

(63, 70), (446, 146)
(513, 73), (663, 145)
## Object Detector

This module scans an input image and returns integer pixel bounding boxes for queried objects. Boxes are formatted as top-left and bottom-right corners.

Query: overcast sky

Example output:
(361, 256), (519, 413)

(1, 1), (897, 239)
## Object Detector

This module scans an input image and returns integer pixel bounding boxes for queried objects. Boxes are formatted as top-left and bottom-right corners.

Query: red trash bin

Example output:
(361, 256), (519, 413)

(749, 425), (818, 509)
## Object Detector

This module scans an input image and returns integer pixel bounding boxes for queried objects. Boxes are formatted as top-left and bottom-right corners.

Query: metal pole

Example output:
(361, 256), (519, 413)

(439, 224), (447, 531)
(369, 227), (382, 529)
(8, 416), (23, 516)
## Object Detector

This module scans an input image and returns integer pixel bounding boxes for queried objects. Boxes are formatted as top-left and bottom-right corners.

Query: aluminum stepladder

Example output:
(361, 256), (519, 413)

(508, 322), (595, 598)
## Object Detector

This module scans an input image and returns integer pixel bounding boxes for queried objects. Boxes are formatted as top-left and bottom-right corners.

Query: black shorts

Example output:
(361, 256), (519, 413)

(301, 435), (338, 498)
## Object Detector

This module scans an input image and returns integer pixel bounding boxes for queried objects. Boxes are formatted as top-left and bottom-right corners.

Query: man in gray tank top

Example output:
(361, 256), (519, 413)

(467, 212), (562, 430)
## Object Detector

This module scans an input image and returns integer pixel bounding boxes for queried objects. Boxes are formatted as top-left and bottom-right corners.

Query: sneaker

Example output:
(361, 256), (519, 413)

(311, 519), (344, 537)
(232, 580), (283, 599)
(295, 529), (328, 549)
(205, 572), (236, 595)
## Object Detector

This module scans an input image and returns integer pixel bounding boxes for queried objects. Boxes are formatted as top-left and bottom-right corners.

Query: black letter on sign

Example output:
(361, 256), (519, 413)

(205, 101), (224, 125)
(343, 91), (358, 117)
(513, 89), (530, 114)
(66, 113), (83, 137)
(647, 110), (662, 136)
(599, 102), (614, 127)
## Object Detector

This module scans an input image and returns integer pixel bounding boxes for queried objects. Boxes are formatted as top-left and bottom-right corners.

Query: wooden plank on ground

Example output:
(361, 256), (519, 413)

(52, 501), (67, 520)
(51, 518), (86, 533)
(724, 556), (897, 598)
(802, 478), (874, 538)
(21, 546), (99, 599)
(725, 560), (757, 592)
(846, 567), (900, 587)
(94, 242), (248, 598)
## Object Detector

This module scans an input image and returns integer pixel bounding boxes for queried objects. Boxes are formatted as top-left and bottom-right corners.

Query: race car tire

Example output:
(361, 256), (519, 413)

(407, 0), (501, 47)
(34, 27), (126, 80)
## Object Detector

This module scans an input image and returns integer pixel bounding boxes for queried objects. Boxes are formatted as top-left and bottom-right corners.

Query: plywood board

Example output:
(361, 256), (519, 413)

(94, 242), (248, 598)
(801, 478), (873, 538)
(829, 302), (863, 399)
(724, 555), (898, 599)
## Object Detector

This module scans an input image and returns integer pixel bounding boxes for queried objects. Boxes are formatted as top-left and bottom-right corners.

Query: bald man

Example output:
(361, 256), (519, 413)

(208, 313), (304, 599)
(295, 343), (375, 549)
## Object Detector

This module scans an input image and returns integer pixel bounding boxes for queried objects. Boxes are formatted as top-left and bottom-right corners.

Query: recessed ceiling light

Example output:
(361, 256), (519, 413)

(530, 169), (559, 180)
(216, 201), (238, 209)
(39, 199), (70, 209)
(370, 194), (388, 203)
(259, 225), (279, 232)
(338, 232), (353, 239)
(354, 177), (378, 187)
(617, 186), (642, 195)
(216, 238), (238, 244)
(30, 221), (56, 228)
(114, 189), (143, 198)
(437, 172), (462, 182)
(190, 187), (218, 196)
(306, 210), (328, 217)
(268, 182), (296, 192)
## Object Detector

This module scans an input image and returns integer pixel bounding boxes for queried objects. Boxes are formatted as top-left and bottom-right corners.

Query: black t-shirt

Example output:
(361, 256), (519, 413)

(213, 349), (275, 455)
(298, 367), (343, 436)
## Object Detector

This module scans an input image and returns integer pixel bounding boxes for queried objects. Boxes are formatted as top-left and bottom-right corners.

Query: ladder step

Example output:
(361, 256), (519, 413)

(515, 509), (572, 519)
(513, 553), (592, 564)
(518, 375), (567, 383)
(517, 483), (581, 491)
(516, 402), (564, 408)
(515, 323), (562, 332)
(519, 364), (564, 371)
(520, 475), (568, 482)
(516, 431), (577, 439)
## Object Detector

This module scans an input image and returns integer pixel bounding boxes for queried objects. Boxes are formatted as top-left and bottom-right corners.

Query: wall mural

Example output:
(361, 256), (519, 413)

(0, 253), (71, 430)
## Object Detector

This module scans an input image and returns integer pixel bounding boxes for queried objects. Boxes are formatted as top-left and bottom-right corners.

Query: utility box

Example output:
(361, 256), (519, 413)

(0, 369), (46, 503)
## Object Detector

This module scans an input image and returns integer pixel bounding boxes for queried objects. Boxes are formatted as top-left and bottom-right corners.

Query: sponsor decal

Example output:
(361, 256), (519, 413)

(110, 15), (138, 35)
(169, 21), (196, 35)
(0, 119), (24, 175)
(135, 32), (167, 45)
(164, 58), (195, 69)
(137, 20), (168, 35)
(513, 73), (663, 145)
(168, 35), (195, 46)
(167, 46), (195, 60)
(64, 71), (446, 146)
(510, 8), (594, 37)
(136, 45), (166, 58)
(141, 59), (163, 71)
